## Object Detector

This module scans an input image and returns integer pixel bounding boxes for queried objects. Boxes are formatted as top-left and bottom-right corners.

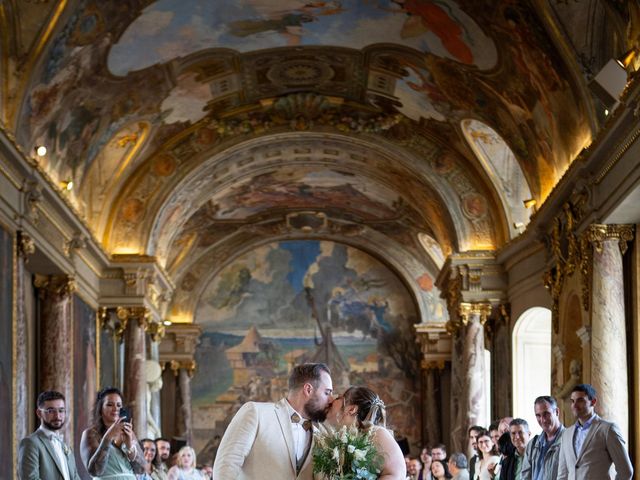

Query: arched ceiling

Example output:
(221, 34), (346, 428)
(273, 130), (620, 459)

(1, 0), (637, 320)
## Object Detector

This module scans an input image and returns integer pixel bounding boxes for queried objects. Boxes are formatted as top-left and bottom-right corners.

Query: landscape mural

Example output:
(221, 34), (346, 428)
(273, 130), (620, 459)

(192, 239), (431, 463)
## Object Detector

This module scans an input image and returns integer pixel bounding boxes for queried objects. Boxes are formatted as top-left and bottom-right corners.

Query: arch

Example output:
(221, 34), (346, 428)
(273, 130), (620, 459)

(461, 119), (533, 238)
(512, 306), (552, 434)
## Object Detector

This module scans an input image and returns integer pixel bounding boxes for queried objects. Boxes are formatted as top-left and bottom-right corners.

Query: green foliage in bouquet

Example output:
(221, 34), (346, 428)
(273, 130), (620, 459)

(313, 425), (384, 480)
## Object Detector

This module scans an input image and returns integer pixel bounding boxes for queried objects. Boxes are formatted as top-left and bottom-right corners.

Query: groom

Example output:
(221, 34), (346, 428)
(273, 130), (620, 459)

(213, 363), (334, 480)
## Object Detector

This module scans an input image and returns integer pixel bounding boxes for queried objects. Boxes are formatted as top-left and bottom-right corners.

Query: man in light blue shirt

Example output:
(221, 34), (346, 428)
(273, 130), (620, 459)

(521, 395), (564, 480)
(557, 384), (633, 480)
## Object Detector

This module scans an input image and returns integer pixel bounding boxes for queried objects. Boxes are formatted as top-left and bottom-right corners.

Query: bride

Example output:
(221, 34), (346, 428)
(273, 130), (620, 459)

(324, 386), (406, 480)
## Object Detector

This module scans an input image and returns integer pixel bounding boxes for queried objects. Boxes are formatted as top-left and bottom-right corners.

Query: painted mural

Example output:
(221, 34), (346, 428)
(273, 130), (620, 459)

(0, 227), (12, 474)
(192, 240), (429, 460)
(109, 0), (497, 76)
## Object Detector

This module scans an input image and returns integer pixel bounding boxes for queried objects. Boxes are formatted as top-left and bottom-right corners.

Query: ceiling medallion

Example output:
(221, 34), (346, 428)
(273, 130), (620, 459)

(267, 60), (334, 87)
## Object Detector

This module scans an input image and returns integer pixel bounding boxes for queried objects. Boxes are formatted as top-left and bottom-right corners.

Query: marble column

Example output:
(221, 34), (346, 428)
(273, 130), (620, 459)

(587, 224), (633, 441)
(460, 302), (491, 455)
(15, 232), (35, 443)
(147, 321), (165, 439)
(448, 323), (465, 453)
(423, 363), (442, 448)
(171, 360), (196, 445)
(118, 306), (149, 439)
(35, 274), (75, 440)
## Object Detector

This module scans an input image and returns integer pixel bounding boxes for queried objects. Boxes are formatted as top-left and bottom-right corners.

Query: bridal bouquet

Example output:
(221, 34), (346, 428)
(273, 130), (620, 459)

(313, 425), (383, 480)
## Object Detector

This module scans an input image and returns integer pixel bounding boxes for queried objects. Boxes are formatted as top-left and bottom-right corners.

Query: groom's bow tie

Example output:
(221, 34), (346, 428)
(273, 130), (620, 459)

(291, 413), (312, 431)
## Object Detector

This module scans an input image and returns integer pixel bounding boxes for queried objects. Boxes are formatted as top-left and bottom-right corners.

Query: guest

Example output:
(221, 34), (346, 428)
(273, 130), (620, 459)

(155, 437), (172, 475)
(139, 438), (167, 480)
(419, 446), (433, 480)
(18, 390), (82, 480)
(167, 446), (205, 480)
(499, 419), (530, 480)
(474, 431), (500, 480)
(407, 457), (422, 480)
(557, 384), (633, 479)
(448, 453), (470, 480)
(432, 444), (447, 462)
(431, 459), (453, 479)
(521, 396), (564, 480)
(80, 387), (145, 479)
(467, 425), (484, 478)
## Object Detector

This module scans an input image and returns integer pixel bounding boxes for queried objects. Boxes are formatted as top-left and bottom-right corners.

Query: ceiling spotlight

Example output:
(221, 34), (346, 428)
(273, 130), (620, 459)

(523, 198), (537, 209)
(60, 180), (74, 191)
(163, 320), (172, 326)
(35, 145), (47, 157)
(616, 47), (638, 69)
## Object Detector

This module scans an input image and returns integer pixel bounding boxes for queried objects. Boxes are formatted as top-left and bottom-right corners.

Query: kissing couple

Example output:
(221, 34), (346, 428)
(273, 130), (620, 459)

(213, 362), (406, 480)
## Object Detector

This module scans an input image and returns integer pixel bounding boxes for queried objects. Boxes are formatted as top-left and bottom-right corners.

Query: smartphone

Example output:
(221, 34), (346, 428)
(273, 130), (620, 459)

(119, 407), (131, 422)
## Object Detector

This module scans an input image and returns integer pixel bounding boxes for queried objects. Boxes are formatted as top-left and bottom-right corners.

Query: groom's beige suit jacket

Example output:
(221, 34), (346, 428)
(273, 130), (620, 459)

(213, 398), (315, 480)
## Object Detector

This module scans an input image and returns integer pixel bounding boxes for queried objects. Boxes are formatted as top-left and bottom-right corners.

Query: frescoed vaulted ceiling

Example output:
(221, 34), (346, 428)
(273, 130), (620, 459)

(1, 0), (638, 322)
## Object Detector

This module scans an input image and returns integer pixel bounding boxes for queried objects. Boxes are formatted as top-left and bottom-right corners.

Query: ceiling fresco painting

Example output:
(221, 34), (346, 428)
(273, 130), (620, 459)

(108, 0), (498, 76)
(1, 0), (627, 329)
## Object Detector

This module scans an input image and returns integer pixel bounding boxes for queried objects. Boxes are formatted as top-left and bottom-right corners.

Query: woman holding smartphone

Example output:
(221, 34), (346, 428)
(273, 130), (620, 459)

(80, 387), (145, 479)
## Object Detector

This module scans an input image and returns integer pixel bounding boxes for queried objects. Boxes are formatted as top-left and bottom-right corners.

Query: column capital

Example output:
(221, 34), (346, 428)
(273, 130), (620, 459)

(459, 302), (492, 326)
(585, 224), (634, 254)
(115, 306), (150, 340)
(415, 322), (451, 366)
(34, 274), (76, 298)
(168, 359), (197, 377)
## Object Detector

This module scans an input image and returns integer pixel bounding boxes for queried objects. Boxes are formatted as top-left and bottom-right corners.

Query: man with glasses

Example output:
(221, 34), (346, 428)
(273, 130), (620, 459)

(18, 390), (82, 480)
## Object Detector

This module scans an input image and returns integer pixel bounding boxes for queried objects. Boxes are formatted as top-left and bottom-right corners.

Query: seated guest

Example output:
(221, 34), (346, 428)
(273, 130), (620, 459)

(431, 459), (453, 480)
(168, 446), (205, 480)
(448, 453), (469, 480)
(419, 446), (433, 480)
(154, 438), (172, 475)
(475, 430), (500, 480)
(80, 387), (145, 479)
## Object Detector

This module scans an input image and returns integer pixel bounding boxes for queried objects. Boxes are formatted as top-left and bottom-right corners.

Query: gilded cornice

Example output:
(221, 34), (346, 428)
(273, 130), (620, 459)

(147, 320), (166, 343)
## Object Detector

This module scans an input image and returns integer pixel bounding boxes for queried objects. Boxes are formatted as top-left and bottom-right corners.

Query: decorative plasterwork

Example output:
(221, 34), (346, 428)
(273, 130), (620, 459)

(415, 322), (451, 368)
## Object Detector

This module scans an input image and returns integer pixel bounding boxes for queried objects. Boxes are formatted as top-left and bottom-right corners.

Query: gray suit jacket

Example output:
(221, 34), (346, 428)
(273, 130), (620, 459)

(213, 398), (315, 480)
(557, 415), (633, 480)
(19, 429), (82, 480)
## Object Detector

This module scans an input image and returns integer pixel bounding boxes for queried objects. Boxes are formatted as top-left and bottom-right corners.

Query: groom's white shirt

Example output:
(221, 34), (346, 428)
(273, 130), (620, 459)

(213, 398), (315, 480)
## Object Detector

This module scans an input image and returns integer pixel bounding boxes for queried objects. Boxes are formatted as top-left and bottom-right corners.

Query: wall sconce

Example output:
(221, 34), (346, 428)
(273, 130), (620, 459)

(588, 53), (634, 109)
(523, 198), (537, 209)
(163, 320), (172, 326)
(60, 180), (74, 191)
(35, 145), (47, 157)
(513, 222), (525, 229)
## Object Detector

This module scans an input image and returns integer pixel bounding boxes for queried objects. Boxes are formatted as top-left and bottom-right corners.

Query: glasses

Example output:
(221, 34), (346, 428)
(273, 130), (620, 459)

(40, 408), (66, 415)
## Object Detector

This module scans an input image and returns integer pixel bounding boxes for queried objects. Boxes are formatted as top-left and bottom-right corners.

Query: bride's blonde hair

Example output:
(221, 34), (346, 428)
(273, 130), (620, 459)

(342, 386), (387, 429)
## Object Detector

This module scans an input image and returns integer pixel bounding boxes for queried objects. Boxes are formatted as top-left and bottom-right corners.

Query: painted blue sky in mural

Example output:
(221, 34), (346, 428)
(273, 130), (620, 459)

(280, 240), (321, 293)
(108, 0), (497, 75)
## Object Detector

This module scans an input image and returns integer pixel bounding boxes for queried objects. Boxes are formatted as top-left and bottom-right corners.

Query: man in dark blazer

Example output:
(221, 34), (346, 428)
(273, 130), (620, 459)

(557, 384), (633, 480)
(18, 391), (82, 480)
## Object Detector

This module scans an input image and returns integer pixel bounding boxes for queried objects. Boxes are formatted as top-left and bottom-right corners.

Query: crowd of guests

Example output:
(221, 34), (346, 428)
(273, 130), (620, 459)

(404, 383), (634, 480)
(18, 387), (212, 480)
(17, 380), (634, 480)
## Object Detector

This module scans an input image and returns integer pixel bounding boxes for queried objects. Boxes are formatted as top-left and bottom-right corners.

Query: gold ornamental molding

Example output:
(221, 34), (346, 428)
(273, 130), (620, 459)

(421, 360), (446, 370)
(458, 302), (492, 326)
(16, 231), (35, 260)
(584, 224), (634, 255)
(168, 359), (197, 377)
(34, 274), (76, 298)
(115, 306), (150, 339)
(147, 320), (166, 343)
